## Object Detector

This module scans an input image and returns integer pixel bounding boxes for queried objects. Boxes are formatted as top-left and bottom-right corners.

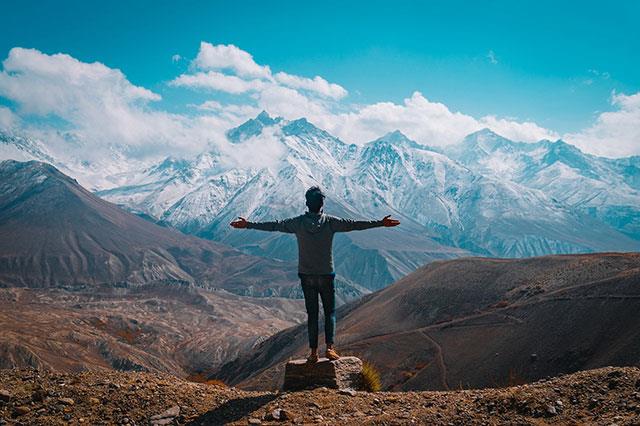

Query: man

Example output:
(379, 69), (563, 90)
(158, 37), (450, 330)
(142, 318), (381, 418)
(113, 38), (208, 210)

(230, 186), (400, 363)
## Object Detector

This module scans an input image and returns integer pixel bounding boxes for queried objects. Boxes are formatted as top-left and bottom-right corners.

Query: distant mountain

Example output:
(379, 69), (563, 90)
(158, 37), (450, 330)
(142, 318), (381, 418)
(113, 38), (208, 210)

(97, 114), (638, 290)
(0, 159), (304, 298)
(216, 252), (640, 391)
(227, 110), (283, 143)
(2, 115), (639, 292)
(446, 129), (640, 240)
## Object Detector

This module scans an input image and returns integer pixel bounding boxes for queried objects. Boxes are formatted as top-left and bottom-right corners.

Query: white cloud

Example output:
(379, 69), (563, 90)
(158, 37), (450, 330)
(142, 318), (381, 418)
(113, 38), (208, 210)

(255, 84), (332, 119)
(479, 115), (559, 142)
(0, 47), (232, 162)
(218, 125), (287, 170)
(316, 92), (477, 145)
(565, 91), (640, 157)
(171, 54), (182, 62)
(306, 92), (558, 147)
(190, 100), (260, 121)
(2, 43), (637, 173)
(193, 42), (271, 79)
(274, 72), (347, 99)
(171, 71), (266, 94)
(0, 106), (19, 128)
(192, 100), (222, 111)
(173, 42), (347, 111)
(172, 44), (557, 148)
(0, 47), (159, 118)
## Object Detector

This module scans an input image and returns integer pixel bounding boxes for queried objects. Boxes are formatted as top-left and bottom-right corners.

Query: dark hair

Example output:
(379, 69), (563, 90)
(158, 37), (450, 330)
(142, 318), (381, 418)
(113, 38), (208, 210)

(305, 186), (325, 213)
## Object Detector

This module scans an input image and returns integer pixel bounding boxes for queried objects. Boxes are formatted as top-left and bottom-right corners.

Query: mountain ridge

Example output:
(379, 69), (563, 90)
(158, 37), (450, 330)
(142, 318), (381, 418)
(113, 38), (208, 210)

(2, 114), (639, 291)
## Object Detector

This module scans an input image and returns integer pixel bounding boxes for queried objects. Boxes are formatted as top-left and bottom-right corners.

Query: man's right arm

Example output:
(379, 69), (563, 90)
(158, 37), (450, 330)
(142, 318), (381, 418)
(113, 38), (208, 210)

(231, 216), (297, 233)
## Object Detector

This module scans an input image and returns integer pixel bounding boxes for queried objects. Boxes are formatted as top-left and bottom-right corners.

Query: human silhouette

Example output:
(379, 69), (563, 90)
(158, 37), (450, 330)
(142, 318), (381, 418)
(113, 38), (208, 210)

(230, 186), (400, 362)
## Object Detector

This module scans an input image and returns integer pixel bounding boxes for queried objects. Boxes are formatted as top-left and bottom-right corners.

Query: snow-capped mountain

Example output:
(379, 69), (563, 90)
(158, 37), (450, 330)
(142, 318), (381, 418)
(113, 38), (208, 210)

(1, 114), (638, 292)
(445, 129), (640, 241)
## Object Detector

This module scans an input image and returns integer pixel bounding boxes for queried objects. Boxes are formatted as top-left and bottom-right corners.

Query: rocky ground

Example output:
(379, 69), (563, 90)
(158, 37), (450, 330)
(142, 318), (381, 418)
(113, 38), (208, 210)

(1, 366), (640, 425)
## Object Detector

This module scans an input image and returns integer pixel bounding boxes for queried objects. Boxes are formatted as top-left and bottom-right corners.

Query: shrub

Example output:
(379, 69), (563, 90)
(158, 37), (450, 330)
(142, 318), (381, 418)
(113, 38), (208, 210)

(362, 361), (382, 392)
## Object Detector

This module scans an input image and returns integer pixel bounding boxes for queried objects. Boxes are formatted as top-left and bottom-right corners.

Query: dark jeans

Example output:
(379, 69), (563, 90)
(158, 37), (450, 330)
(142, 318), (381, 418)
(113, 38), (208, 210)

(299, 273), (336, 349)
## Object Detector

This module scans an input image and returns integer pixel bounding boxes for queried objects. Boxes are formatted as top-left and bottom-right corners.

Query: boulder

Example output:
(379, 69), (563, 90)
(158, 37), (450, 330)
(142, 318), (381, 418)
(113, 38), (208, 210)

(283, 356), (363, 391)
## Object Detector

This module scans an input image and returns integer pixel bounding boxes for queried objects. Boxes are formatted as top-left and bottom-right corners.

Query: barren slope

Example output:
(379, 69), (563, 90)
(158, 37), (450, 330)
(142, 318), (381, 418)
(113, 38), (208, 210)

(0, 160), (299, 297)
(218, 253), (640, 391)
(0, 285), (304, 376)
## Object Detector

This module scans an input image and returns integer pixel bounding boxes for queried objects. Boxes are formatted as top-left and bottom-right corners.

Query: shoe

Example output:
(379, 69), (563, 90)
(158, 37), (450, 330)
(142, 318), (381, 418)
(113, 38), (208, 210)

(325, 348), (340, 360)
(307, 353), (319, 363)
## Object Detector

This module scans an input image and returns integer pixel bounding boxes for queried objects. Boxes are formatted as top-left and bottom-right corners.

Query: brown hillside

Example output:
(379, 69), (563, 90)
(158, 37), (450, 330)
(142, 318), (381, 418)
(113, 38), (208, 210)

(0, 285), (304, 376)
(0, 160), (298, 297)
(217, 253), (640, 391)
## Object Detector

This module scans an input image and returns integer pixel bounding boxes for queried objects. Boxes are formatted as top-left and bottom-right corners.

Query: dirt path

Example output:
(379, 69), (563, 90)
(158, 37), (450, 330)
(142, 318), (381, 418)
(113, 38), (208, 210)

(419, 330), (450, 390)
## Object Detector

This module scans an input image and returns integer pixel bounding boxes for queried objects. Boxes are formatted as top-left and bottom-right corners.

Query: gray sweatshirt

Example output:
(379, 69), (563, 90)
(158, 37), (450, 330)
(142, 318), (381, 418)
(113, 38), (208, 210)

(247, 212), (384, 275)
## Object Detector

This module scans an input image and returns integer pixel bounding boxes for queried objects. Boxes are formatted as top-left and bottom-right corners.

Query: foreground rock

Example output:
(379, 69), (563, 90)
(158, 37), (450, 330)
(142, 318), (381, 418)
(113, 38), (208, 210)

(283, 356), (363, 391)
(1, 367), (640, 424)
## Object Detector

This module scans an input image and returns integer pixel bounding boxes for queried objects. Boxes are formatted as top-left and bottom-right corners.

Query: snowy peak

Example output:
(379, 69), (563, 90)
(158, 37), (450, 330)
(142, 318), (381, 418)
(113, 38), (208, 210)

(0, 159), (76, 194)
(148, 157), (194, 178)
(226, 111), (283, 143)
(461, 128), (517, 154)
(541, 140), (595, 173)
(282, 117), (333, 140)
(371, 130), (425, 150)
(255, 110), (278, 125)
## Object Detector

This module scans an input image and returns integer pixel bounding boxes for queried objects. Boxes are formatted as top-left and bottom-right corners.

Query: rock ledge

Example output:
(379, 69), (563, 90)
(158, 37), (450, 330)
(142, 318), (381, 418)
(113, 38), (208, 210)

(283, 356), (363, 391)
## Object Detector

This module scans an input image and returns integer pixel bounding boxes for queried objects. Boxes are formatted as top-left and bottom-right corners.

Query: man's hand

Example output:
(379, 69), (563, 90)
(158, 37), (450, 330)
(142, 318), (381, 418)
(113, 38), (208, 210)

(382, 215), (400, 227)
(230, 216), (248, 229)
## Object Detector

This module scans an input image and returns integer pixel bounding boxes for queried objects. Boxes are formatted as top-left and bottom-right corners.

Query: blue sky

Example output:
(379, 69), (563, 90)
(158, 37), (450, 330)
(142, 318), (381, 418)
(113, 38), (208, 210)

(1, 0), (639, 157)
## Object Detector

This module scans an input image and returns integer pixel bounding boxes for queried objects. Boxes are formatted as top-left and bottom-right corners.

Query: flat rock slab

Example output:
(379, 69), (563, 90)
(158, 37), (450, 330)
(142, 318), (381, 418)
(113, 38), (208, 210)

(283, 356), (363, 391)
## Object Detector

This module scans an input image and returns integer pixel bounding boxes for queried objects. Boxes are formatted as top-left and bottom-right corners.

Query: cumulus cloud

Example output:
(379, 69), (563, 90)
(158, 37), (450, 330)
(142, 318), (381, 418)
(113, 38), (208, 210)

(170, 42), (557, 147)
(316, 92), (477, 145)
(172, 42), (347, 106)
(256, 84), (332, 119)
(0, 47), (233, 162)
(171, 71), (266, 93)
(218, 125), (287, 170)
(0, 106), (19, 128)
(306, 92), (558, 146)
(190, 100), (260, 122)
(0, 47), (159, 116)
(565, 91), (640, 157)
(193, 42), (271, 79)
(274, 72), (347, 99)
(479, 115), (559, 142)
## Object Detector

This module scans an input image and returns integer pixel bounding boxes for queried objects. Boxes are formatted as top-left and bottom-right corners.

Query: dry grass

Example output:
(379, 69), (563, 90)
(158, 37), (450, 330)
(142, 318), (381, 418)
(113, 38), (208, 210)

(362, 361), (382, 392)
(186, 372), (227, 387)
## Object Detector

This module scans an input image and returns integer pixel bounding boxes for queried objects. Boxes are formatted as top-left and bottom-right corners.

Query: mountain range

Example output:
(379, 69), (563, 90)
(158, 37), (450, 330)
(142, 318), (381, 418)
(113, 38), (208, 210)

(2, 113), (639, 292)
(0, 159), (298, 296)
